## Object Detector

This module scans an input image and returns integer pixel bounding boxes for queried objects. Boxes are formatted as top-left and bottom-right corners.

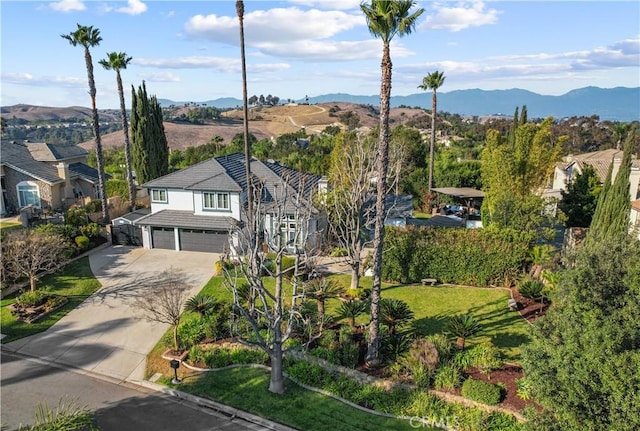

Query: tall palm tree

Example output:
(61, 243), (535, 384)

(360, 0), (423, 367)
(61, 24), (109, 224)
(237, 1), (253, 221)
(99, 52), (135, 212)
(418, 71), (445, 192)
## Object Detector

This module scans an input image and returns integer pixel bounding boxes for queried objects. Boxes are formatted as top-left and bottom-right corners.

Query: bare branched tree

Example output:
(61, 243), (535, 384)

(1, 230), (71, 292)
(133, 268), (191, 352)
(326, 132), (376, 290)
(223, 175), (325, 394)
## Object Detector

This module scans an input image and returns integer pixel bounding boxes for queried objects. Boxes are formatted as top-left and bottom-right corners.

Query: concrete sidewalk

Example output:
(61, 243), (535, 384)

(4, 246), (218, 383)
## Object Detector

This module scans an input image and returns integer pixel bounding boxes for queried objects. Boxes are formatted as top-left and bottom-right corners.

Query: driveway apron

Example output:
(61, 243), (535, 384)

(5, 246), (218, 383)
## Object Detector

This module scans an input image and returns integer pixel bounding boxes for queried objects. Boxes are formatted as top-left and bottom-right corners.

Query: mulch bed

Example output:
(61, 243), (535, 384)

(511, 288), (549, 324)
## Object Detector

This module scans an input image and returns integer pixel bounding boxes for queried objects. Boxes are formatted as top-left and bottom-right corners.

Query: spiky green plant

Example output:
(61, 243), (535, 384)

(380, 298), (414, 335)
(184, 294), (217, 318)
(336, 299), (368, 328)
(445, 314), (482, 350)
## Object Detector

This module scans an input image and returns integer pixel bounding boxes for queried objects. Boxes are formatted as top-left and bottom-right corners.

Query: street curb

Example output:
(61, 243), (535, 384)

(133, 379), (299, 431)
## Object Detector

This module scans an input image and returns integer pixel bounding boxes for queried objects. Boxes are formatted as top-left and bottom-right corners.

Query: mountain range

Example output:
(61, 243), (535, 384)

(159, 86), (639, 122)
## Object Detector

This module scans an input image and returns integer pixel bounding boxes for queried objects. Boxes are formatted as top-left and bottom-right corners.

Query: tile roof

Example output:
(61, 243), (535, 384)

(562, 149), (640, 182)
(1, 140), (64, 184)
(26, 142), (87, 161)
(142, 153), (322, 206)
(136, 209), (235, 230)
(68, 162), (110, 183)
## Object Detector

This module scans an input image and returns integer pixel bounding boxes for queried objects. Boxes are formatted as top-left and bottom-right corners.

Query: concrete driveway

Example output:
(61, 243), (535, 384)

(5, 246), (218, 383)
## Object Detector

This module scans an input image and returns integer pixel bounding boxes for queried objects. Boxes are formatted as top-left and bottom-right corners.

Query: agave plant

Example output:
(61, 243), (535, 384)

(184, 294), (217, 318)
(380, 298), (415, 335)
(335, 299), (367, 328)
(445, 314), (482, 350)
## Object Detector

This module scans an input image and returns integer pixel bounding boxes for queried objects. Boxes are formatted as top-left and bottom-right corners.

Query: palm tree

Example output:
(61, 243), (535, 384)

(99, 52), (135, 212)
(360, 0), (423, 367)
(237, 1), (253, 222)
(336, 299), (368, 328)
(445, 314), (482, 350)
(380, 298), (414, 335)
(184, 294), (217, 318)
(306, 277), (345, 318)
(61, 24), (109, 224)
(418, 70), (446, 192)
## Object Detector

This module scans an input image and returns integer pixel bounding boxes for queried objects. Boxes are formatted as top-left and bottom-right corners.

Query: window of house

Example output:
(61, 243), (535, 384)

(280, 214), (297, 244)
(203, 192), (230, 210)
(17, 182), (40, 208)
(151, 189), (167, 203)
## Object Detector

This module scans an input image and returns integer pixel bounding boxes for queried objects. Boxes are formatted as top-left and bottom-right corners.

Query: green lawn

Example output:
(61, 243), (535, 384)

(170, 366), (437, 431)
(1, 258), (102, 343)
(200, 274), (530, 361)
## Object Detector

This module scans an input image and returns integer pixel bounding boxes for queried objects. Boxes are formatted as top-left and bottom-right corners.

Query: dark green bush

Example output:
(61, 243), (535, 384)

(382, 226), (532, 286)
(35, 223), (78, 241)
(84, 200), (102, 213)
(518, 279), (544, 300)
(75, 235), (90, 250)
(434, 364), (463, 390)
(309, 347), (339, 364)
(461, 378), (503, 406)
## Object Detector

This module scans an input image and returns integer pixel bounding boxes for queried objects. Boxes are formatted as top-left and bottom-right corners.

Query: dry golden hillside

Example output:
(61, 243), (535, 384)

(76, 102), (429, 151)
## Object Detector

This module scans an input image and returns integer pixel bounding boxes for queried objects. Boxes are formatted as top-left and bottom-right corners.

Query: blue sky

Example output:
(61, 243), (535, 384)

(1, 0), (639, 109)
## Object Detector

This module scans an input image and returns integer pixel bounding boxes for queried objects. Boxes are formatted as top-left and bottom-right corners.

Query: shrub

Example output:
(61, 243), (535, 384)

(75, 235), (90, 250)
(204, 348), (232, 368)
(518, 278), (544, 300)
(65, 207), (88, 227)
(461, 378), (503, 406)
(433, 364), (463, 390)
(16, 290), (50, 307)
(84, 200), (102, 213)
(337, 326), (359, 368)
(470, 342), (503, 375)
(516, 377), (532, 401)
(381, 333), (412, 361)
(177, 319), (206, 349)
(309, 347), (339, 364)
(188, 345), (207, 365)
(286, 361), (327, 387)
(35, 223), (78, 241)
(330, 247), (348, 257)
(43, 296), (66, 311)
(228, 347), (268, 365)
(79, 223), (101, 238)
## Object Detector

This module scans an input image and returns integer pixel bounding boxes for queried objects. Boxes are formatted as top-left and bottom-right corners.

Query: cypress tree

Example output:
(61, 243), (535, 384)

(585, 125), (635, 244)
(130, 81), (168, 184)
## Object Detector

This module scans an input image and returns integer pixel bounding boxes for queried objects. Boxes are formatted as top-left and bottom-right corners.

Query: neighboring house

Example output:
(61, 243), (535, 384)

(0, 139), (105, 217)
(549, 148), (640, 232)
(135, 153), (325, 254)
(552, 149), (640, 201)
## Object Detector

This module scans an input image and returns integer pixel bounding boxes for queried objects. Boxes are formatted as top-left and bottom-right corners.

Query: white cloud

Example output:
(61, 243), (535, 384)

(134, 56), (290, 74)
(185, 7), (363, 45)
(116, 0), (147, 15)
(287, 0), (362, 11)
(50, 0), (85, 12)
(138, 72), (180, 83)
(254, 39), (414, 61)
(1, 73), (84, 87)
(421, 1), (500, 32)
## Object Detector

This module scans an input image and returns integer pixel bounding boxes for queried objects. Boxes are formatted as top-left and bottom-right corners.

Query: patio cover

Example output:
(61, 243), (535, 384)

(431, 187), (485, 199)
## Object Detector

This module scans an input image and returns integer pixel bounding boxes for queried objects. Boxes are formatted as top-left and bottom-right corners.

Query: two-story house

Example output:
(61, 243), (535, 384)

(1, 139), (105, 217)
(135, 153), (326, 254)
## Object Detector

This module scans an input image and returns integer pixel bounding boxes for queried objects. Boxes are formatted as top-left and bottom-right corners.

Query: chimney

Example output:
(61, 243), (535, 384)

(57, 162), (74, 201)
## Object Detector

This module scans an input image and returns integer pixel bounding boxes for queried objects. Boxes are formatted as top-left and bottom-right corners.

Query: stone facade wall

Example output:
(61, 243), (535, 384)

(3, 167), (56, 211)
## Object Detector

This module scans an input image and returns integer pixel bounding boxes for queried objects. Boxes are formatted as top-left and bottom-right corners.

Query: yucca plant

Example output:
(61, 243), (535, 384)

(516, 377), (533, 400)
(518, 278), (544, 301)
(445, 314), (482, 350)
(336, 299), (368, 328)
(184, 294), (217, 318)
(380, 298), (415, 335)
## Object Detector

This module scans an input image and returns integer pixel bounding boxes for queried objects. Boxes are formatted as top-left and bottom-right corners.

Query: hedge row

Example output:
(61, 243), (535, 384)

(382, 226), (533, 286)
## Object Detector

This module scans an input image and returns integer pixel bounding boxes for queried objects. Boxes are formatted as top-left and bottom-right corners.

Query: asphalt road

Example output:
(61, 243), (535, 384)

(1, 351), (265, 431)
